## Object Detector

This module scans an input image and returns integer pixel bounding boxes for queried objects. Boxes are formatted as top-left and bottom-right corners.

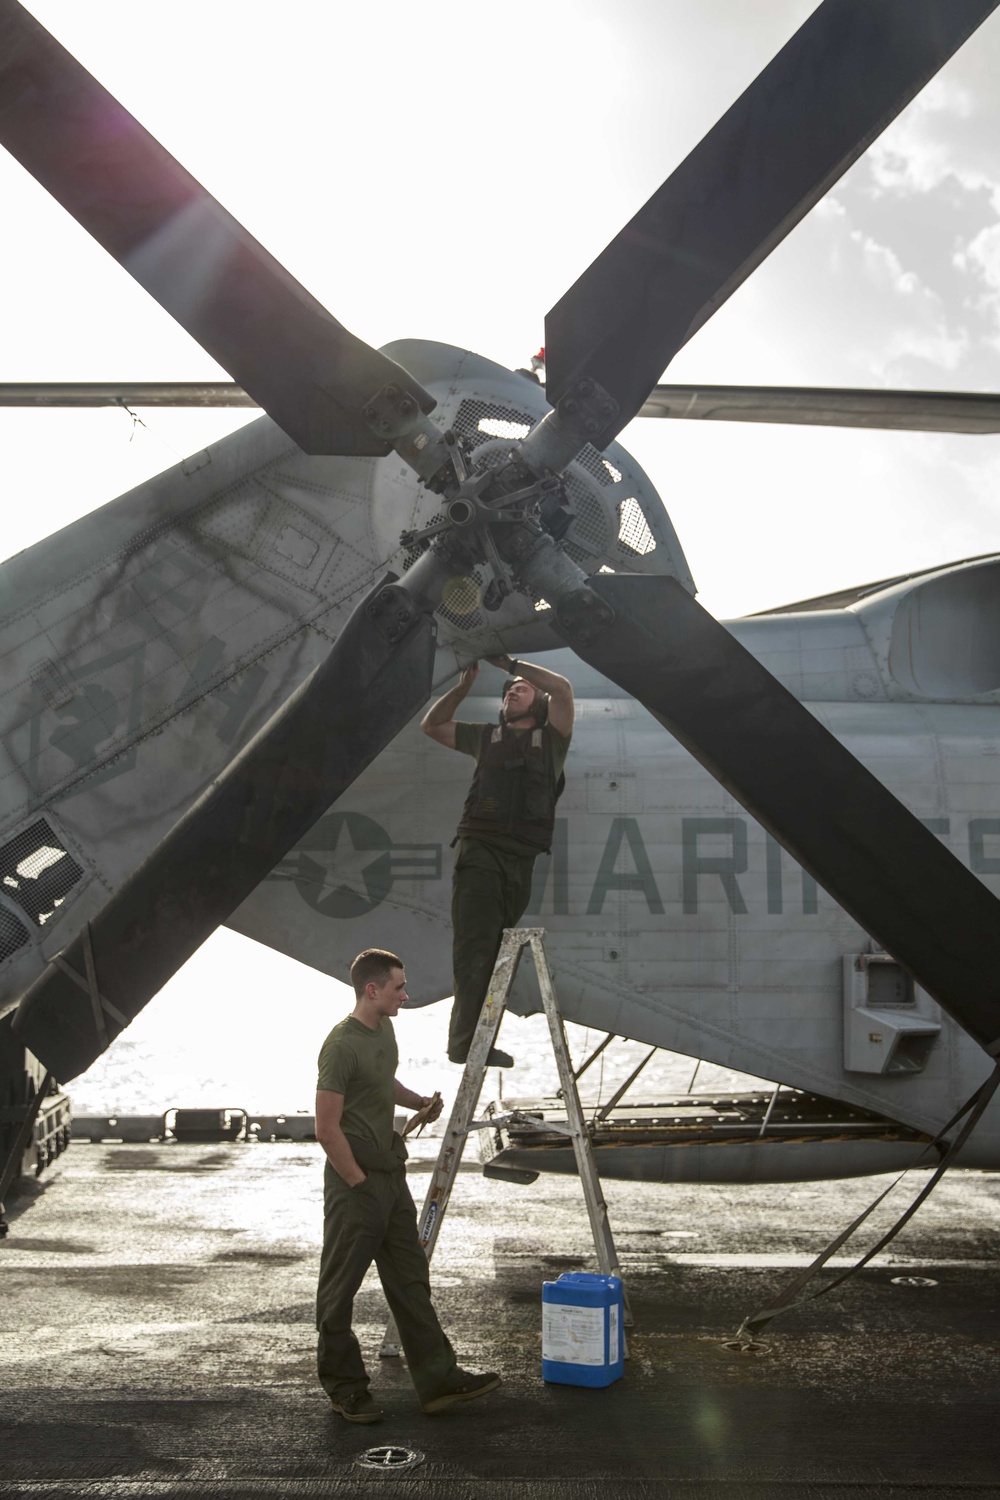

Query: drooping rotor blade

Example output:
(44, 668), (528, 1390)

(639, 385), (1000, 435)
(556, 574), (1000, 1054)
(12, 580), (435, 1082)
(0, 1), (433, 455)
(0, 382), (256, 408)
(545, 0), (1000, 443)
(5, 382), (1000, 437)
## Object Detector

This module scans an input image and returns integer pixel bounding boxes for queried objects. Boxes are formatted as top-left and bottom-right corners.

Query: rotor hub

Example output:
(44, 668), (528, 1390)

(399, 447), (566, 603)
(446, 496), (476, 527)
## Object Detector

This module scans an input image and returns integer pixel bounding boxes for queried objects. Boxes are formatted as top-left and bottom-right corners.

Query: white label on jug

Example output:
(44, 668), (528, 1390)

(609, 1302), (619, 1360)
(542, 1302), (604, 1365)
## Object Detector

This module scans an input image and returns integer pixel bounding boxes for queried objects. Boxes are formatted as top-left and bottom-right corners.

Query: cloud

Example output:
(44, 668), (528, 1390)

(664, 9), (1000, 395)
(961, 223), (1000, 291)
(864, 29), (1000, 208)
(664, 179), (983, 392)
(832, 18), (1000, 364)
(868, 78), (985, 199)
(954, 223), (1000, 352)
(845, 225), (970, 376)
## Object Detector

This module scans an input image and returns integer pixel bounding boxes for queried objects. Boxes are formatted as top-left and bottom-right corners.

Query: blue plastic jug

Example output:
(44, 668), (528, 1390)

(541, 1271), (624, 1387)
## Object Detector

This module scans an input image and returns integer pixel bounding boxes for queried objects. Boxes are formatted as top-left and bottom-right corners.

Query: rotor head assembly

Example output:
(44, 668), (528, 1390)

(394, 399), (613, 625)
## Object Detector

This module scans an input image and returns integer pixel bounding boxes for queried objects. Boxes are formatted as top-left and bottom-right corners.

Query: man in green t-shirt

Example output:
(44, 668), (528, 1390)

(315, 947), (500, 1423)
(421, 655), (573, 1067)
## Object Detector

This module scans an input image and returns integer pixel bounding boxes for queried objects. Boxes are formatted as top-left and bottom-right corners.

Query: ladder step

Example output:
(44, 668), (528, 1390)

(482, 1161), (540, 1185)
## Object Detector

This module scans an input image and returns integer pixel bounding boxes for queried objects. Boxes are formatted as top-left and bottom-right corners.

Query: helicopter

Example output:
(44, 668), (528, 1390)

(3, 0), (1000, 1186)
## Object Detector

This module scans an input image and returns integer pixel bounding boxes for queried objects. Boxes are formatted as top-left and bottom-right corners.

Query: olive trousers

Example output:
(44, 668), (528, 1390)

(316, 1161), (458, 1403)
(449, 836), (537, 1062)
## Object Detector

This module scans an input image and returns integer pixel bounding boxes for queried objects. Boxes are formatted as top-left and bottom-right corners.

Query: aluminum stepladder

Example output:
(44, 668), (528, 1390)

(380, 925), (631, 1357)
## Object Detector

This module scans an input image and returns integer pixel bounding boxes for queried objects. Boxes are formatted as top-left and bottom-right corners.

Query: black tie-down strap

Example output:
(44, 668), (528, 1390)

(732, 1059), (1000, 1347)
(45, 923), (129, 1051)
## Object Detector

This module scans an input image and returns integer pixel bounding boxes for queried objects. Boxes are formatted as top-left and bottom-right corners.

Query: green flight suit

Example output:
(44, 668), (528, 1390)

(315, 1016), (458, 1403)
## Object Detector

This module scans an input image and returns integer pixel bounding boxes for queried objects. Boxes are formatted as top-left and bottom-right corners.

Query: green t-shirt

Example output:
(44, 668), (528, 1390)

(454, 721), (571, 858)
(316, 1015), (397, 1154)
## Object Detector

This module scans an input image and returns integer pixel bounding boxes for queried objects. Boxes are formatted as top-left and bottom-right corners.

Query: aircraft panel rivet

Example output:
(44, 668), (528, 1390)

(386, 383), (399, 399)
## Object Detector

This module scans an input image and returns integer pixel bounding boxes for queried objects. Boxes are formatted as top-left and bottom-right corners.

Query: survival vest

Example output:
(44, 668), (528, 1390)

(456, 723), (564, 852)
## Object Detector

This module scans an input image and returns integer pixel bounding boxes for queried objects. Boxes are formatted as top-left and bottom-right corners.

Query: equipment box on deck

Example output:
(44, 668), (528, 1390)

(542, 1271), (623, 1387)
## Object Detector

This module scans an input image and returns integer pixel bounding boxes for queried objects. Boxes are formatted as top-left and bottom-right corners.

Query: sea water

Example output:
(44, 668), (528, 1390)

(70, 928), (768, 1119)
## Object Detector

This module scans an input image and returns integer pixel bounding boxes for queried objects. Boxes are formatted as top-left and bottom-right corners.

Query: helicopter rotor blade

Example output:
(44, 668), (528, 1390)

(556, 573), (1000, 1055)
(4, 381), (1000, 438)
(639, 385), (1000, 435)
(12, 580), (436, 1083)
(0, 382), (258, 409)
(0, 0), (434, 456)
(544, 0), (1000, 445)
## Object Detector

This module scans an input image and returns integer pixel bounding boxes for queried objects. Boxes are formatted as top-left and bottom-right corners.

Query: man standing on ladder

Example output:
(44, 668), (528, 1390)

(421, 655), (574, 1067)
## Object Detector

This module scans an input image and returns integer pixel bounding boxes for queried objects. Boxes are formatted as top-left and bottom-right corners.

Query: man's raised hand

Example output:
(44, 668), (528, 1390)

(420, 663), (480, 748)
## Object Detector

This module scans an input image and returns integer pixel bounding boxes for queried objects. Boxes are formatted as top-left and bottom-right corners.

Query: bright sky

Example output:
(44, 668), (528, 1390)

(6, 1), (1000, 1106)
